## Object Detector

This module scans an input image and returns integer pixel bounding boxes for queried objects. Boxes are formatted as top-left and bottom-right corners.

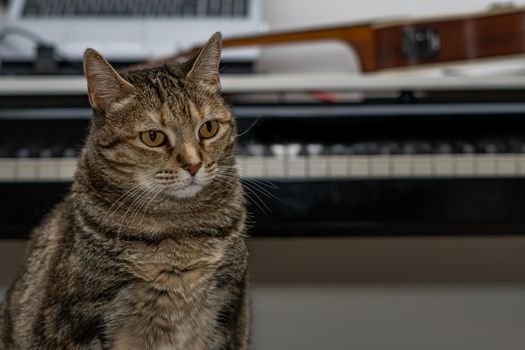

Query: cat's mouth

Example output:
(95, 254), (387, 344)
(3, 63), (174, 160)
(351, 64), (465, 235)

(169, 182), (204, 199)
(152, 176), (205, 198)
(150, 170), (212, 199)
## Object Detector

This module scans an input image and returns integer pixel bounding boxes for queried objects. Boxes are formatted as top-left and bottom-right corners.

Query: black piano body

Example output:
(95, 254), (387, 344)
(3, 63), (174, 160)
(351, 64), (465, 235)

(2, 82), (525, 238)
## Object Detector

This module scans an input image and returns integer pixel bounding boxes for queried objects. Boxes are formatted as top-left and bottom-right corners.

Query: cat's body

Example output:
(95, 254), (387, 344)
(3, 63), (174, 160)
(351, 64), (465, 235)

(0, 33), (250, 349)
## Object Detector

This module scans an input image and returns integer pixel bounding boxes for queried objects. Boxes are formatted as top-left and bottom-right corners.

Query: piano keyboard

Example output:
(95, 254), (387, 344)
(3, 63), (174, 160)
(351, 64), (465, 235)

(236, 153), (525, 178)
(2, 144), (525, 182)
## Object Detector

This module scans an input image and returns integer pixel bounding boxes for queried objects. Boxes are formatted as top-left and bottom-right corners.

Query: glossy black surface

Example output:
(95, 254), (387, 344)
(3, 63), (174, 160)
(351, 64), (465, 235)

(2, 178), (525, 238)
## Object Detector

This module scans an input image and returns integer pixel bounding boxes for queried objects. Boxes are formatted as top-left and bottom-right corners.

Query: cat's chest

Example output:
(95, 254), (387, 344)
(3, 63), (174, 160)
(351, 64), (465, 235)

(114, 274), (223, 350)
(121, 237), (225, 288)
(113, 238), (225, 348)
(121, 237), (224, 316)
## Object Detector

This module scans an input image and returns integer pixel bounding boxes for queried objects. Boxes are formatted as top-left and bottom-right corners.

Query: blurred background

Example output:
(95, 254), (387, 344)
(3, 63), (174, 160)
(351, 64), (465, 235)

(1, 0), (525, 349)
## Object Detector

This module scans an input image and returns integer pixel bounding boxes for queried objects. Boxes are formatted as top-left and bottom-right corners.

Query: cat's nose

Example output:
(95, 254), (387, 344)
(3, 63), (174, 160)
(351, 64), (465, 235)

(183, 162), (202, 176)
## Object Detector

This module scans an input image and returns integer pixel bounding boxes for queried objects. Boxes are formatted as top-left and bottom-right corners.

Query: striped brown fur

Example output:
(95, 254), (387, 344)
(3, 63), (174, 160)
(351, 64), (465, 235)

(0, 32), (250, 349)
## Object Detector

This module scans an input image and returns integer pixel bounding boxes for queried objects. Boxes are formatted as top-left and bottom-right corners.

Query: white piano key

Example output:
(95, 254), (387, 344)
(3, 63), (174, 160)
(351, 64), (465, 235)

(475, 155), (497, 176)
(235, 156), (248, 177)
(370, 156), (390, 177)
(266, 156), (285, 178)
(433, 155), (454, 176)
(2, 153), (525, 183)
(288, 157), (307, 178)
(412, 156), (433, 176)
(454, 155), (475, 176)
(349, 156), (369, 177)
(496, 155), (517, 175)
(308, 156), (329, 178)
(328, 155), (349, 177)
(392, 156), (412, 176)
(17, 159), (38, 180)
(0, 159), (16, 181)
(38, 158), (60, 180)
(517, 155), (525, 175)
(242, 156), (266, 178)
(58, 158), (77, 180)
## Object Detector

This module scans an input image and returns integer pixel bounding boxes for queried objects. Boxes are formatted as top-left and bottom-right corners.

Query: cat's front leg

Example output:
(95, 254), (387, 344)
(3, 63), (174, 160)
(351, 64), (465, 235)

(234, 286), (251, 350)
(227, 274), (250, 350)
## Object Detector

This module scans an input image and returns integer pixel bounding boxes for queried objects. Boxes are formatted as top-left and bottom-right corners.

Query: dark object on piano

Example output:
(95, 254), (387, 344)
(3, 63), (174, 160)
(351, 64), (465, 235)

(133, 5), (525, 72)
(33, 44), (60, 74)
(0, 26), (84, 75)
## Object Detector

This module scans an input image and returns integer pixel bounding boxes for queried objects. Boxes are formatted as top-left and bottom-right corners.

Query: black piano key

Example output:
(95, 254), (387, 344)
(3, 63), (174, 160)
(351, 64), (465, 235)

(328, 144), (348, 155)
(247, 143), (266, 157)
(16, 148), (31, 158)
(442, 141), (474, 154)
(348, 143), (363, 155)
(63, 148), (77, 158)
(378, 142), (392, 155)
(400, 142), (416, 155)
(349, 142), (378, 155)
(477, 140), (504, 154)
(298, 144), (309, 157)
(39, 148), (54, 158)
(458, 142), (476, 154)
(391, 142), (404, 155)
(305, 143), (324, 156)
(435, 141), (452, 154)
(413, 141), (433, 154)
(365, 142), (380, 155)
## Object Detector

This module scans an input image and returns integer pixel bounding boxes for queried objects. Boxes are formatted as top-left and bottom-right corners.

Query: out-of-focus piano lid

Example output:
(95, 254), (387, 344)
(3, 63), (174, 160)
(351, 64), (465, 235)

(4, 56), (525, 95)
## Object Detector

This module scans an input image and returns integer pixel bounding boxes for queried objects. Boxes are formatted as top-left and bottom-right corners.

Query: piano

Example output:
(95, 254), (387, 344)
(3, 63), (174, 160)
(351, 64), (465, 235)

(2, 74), (525, 238)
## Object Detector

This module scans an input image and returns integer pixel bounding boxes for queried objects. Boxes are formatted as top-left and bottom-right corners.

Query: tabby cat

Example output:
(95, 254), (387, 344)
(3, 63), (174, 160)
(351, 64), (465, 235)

(0, 32), (250, 349)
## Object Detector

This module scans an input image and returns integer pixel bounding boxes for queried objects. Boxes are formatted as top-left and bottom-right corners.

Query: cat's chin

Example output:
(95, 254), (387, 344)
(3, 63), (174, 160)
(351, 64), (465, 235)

(166, 183), (204, 199)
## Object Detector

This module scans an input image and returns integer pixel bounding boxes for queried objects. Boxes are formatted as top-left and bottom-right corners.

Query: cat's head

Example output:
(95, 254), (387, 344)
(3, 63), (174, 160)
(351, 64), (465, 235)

(82, 33), (237, 199)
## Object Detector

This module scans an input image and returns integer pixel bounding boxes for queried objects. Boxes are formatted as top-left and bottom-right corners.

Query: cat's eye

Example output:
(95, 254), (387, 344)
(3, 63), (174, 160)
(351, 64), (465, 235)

(199, 120), (220, 139)
(140, 130), (166, 147)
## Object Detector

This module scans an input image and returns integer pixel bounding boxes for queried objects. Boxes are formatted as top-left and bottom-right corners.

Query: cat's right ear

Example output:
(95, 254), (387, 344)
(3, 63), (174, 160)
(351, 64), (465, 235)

(83, 48), (135, 112)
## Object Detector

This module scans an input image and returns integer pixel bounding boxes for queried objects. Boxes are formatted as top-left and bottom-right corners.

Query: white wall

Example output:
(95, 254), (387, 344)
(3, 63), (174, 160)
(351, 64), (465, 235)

(257, 0), (525, 72)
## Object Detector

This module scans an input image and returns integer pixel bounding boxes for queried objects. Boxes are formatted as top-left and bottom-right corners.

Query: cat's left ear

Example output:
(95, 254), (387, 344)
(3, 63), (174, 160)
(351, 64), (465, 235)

(186, 32), (222, 93)
(83, 48), (136, 112)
